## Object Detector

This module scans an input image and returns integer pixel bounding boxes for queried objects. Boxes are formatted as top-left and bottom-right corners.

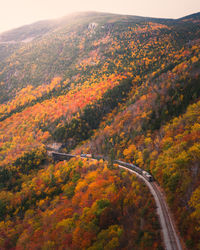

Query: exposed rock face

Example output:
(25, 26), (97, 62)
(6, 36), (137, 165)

(88, 22), (98, 31)
(46, 142), (62, 151)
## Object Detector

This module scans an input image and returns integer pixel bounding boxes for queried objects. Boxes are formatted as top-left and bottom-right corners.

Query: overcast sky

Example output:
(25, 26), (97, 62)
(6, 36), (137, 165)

(0, 0), (199, 33)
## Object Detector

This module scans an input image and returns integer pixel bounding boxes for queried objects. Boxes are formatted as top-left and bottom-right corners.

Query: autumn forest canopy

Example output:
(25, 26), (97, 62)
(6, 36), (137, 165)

(0, 11), (200, 249)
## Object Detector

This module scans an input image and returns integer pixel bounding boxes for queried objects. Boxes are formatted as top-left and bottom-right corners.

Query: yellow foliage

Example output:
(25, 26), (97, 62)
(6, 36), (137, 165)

(135, 151), (144, 166)
(75, 180), (88, 193)
(188, 143), (200, 160)
(189, 186), (200, 231)
(86, 171), (98, 183)
(123, 144), (136, 160)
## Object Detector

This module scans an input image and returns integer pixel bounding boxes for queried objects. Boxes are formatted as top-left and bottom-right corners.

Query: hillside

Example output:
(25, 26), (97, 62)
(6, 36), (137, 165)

(0, 11), (200, 249)
(0, 12), (199, 104)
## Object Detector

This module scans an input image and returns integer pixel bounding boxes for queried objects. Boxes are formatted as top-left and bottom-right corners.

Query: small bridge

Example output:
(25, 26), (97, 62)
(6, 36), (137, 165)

(47, 149), (183, 250)
(50, 152), (76, 161)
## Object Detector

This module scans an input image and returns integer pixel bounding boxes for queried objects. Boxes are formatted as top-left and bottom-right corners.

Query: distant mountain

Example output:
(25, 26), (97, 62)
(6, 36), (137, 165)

(0, 11), (199, 104)
(0, 20), (56, 43)
(1, 11), (199, 43)
(0, 12), (141, 43)
(179, 11), (200, 20)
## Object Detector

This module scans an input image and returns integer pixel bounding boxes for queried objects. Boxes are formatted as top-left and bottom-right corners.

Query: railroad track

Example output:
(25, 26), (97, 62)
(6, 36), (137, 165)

(151, 182), (182, 250)
(118, 164), (182, 250)
(49, 151), (183, 250)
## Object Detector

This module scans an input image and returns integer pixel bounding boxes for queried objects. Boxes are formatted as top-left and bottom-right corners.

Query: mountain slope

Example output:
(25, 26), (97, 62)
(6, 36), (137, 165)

(0, 11), (200, 249)
(0, 12), (199, 104)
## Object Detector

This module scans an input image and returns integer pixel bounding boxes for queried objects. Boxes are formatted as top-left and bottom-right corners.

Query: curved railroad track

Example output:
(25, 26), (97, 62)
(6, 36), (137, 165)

(151, 182), (182, 250)
(118, 164), (182, 250)
(48, 151), (183, 250)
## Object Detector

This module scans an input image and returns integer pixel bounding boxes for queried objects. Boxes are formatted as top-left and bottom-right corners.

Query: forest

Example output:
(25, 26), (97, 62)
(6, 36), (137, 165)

(0, 11), (200, 249)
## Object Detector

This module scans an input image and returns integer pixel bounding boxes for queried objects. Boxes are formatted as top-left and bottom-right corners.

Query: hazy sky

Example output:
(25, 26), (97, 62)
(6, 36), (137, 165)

(0, 0), (199, 33)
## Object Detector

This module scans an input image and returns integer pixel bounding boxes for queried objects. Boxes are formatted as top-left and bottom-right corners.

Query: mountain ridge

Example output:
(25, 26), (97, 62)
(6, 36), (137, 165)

(1, 11), (199, 43)
(0, 11), (199, 104)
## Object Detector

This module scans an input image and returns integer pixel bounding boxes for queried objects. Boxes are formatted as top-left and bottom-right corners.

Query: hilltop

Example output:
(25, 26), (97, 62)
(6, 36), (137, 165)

(0, 11), (199, 103)
(0, 11), (200, 249)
